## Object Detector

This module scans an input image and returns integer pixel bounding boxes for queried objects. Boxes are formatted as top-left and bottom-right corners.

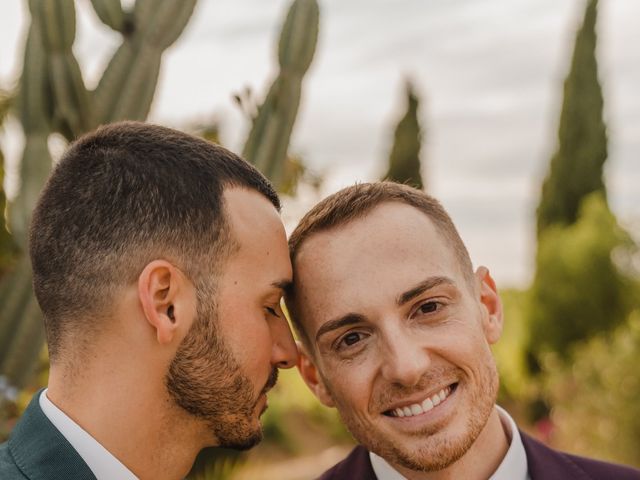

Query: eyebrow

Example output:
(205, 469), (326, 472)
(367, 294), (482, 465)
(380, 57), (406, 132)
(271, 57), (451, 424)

(315, 313), (366, 343)
(272, 279), (292, 293)
(397, 276), (455, 306)
(313, 276), (455, 344)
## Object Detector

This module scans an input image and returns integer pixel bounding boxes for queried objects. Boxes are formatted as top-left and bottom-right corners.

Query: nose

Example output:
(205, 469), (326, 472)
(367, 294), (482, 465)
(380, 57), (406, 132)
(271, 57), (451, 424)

(270, 315), (299, 369)
(380, 327), (431, 387)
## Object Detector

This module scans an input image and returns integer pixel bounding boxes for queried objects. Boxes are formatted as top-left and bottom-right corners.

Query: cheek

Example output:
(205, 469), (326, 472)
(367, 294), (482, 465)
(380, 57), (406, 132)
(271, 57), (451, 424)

(322, 361), (375, 412)
(219, 301), (271, 361)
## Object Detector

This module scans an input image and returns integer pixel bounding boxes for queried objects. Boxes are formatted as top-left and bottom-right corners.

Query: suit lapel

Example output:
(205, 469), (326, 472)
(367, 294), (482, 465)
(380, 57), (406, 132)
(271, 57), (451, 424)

(8, 391), (96, 480)
(521, 431), (591, 480)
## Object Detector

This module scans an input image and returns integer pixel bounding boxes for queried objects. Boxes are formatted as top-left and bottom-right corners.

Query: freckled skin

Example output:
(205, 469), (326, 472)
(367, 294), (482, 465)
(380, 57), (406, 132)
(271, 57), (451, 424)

(295, 202), (507, 477)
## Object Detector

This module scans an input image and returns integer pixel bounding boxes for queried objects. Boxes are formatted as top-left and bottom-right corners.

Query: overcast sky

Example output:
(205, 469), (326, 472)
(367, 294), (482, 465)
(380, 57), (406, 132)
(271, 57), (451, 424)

(1, 0), (638, 287)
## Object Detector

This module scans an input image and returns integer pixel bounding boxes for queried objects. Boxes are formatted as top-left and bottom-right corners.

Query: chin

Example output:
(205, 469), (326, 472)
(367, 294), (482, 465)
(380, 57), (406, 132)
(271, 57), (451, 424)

(221, 428), (263, 451)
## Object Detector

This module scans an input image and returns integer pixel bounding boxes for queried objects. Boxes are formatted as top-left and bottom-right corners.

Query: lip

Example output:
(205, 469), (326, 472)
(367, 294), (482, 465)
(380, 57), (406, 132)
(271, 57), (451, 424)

(381, 382), (458, 414)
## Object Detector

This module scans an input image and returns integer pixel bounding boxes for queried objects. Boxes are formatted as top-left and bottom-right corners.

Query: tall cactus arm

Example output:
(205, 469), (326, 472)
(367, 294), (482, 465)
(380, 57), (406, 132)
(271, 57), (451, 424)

(93, 0), (197, 124)
(10, 19), (54, 247)
(242, 0), (319, 189)
(278, 0), (319, 75)
(17, 20), (50, 137)
(31, 0), (93, 139)
(9, 135), (51, 249)
(135, 0), (199, 50)
(0, 15), (53, 391)
(90, 0), (127, 33)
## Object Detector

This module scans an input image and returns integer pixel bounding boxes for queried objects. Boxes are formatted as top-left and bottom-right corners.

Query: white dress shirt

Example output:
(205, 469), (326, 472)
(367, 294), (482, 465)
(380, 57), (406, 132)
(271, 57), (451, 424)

(39, 389), (138, 480)
(370, 406), (530, 480)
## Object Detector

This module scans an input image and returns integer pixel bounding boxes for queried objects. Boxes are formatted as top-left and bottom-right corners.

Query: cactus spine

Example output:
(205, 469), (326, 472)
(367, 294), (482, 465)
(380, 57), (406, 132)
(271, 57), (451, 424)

(0, 0), (197, 390)
(242, 0), (319, 189)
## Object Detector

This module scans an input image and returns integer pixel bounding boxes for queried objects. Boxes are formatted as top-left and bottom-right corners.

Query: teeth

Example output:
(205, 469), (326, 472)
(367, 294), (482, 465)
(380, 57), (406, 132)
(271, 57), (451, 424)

(391, 386), (452, 418)
(421, 397), (434, 411)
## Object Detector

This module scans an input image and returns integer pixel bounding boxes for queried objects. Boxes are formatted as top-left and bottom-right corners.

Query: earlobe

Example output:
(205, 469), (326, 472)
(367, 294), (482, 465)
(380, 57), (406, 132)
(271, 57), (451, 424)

(297, 343), (335, 408)
(138, 260), (191, 345)
(475, 266), (504, 344)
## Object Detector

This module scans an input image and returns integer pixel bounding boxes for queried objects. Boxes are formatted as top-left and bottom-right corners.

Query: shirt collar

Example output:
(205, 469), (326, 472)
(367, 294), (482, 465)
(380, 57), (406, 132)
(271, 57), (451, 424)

(40, 389), (138, 480)
(369, 405), (529, 480)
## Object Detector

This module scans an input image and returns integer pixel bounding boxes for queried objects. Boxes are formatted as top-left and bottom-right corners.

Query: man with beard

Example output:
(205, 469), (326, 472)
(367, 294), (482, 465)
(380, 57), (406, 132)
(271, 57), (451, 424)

(285, 182), (640, 480)
(0, 122), (298, 479)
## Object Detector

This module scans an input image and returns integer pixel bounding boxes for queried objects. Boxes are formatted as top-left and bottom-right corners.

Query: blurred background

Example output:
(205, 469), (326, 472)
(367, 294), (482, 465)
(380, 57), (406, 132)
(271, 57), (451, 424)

(0, 0), (639, 478)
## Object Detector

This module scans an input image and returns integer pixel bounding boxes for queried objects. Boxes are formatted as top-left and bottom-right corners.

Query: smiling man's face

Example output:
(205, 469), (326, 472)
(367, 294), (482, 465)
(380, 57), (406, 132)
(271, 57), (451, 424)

(293, 201), (504, 473)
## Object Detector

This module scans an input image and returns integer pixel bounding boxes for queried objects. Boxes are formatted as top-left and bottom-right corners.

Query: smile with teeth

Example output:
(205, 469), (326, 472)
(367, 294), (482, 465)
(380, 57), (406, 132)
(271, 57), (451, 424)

(387, 385), (455, 418)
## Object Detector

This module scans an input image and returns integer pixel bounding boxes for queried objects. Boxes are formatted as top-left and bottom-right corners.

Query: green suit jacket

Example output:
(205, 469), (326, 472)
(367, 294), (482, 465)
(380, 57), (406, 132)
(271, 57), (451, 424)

(0, 390), (96, 479)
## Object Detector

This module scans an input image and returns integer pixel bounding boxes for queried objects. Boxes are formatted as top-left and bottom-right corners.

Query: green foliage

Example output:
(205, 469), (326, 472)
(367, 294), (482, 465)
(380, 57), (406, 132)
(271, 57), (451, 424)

(543, 311), (640, 467)
(493, 288), (533, 402)
(259, 368), (350, 453)
(383, 80), (423, 189)
(0, 0), (197, 391)
(537, 0), (606, 236)
(526, 193), (635, 364)
(242, 0), (319, 190)
(187, 448), (244, 480)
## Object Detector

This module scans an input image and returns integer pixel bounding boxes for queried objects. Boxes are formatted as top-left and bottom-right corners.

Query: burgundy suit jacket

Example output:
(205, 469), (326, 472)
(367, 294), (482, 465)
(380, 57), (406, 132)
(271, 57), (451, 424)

(318, 432), (640, 480)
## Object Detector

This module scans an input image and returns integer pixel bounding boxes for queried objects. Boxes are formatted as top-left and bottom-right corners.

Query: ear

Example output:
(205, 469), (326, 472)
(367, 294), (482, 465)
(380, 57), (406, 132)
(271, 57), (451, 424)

(138, 260), (195, 345)
(474, 266), (504, 344)
(296, 342), (335, 408)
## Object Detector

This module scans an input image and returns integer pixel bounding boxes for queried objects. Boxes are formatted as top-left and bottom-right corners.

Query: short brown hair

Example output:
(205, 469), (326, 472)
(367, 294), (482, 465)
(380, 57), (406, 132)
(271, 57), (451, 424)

(286, 182), (473, 345)
(30, 121), (279, 361)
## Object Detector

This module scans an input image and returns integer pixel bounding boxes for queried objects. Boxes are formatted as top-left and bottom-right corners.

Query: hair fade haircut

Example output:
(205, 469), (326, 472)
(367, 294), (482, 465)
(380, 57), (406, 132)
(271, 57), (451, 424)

(285, 182), (474, 346)
(29, 121), (279, 361)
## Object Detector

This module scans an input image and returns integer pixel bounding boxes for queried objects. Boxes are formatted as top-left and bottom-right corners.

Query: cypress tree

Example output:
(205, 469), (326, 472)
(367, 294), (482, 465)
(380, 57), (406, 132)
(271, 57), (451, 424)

(536, 0), (606, 236)
(383, 80), (424, 190)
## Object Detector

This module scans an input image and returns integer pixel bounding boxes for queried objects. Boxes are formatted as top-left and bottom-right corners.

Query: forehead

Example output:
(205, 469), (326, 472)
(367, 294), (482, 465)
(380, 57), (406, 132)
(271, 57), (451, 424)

(294, 203), (464, 333)
(223, 187), (291, 278)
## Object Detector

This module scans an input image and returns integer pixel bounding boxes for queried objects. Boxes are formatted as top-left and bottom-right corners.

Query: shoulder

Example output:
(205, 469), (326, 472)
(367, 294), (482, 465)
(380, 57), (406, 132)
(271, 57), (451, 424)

(0, 441), (29, 479)
(521, 431), (640, 480)
(317, 445), (377, 480)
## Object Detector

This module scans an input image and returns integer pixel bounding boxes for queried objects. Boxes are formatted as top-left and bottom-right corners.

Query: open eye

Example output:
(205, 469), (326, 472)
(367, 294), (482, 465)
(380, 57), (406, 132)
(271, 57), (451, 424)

(418, 301), (439, 314)
(336, 330), (367, 351)
(343, 332), (362, 346)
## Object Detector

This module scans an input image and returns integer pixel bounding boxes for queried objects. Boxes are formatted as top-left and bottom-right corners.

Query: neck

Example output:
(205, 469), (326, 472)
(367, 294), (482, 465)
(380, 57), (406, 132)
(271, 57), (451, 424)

(48, 360), (210, 480)
(396, 407), (509, 480)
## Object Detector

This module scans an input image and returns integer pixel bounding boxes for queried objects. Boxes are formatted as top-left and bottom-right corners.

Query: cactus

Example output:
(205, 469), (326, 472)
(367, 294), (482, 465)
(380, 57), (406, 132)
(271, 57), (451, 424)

(89, 0), (128, 33)
(34, 0), (93, 139)
(242, 0), (319, 189)
(93, 0), (197, 124)
(0, 0), (197, 390)
(383, 80), (424, 190)
(0, 90), (17, 272)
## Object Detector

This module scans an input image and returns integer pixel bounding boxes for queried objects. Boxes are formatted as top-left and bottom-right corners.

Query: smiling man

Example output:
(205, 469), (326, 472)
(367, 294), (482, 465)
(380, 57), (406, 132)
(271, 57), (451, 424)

(0, 122), (297, 479)
(285, 182), (639, 480)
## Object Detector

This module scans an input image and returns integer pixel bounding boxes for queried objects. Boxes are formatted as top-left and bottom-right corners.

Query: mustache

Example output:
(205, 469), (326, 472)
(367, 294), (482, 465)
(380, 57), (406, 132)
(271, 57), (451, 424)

(261, 367), (279, 395)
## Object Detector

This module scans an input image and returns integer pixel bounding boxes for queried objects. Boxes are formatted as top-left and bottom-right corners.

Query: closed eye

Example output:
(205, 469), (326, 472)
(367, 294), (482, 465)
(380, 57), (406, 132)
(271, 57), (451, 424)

(265, 306), (281, 318)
